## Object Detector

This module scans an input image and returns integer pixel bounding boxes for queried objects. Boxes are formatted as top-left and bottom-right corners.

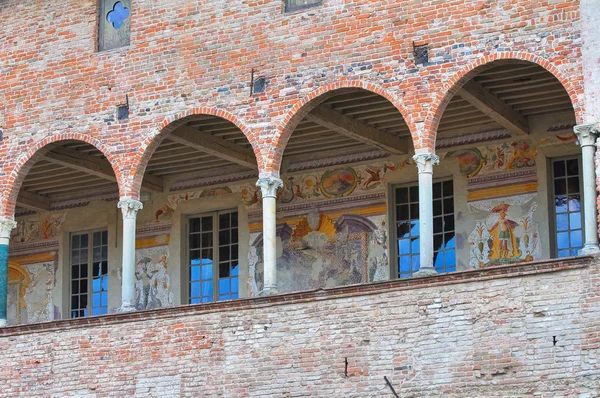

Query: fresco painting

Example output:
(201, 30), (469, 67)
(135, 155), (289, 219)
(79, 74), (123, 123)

(468, 194), (541, 268)
(134, 245), (174, 310)
(450, 141), (537, 178)
(11, 213), (67, 243)
(249, 211), (386, 295)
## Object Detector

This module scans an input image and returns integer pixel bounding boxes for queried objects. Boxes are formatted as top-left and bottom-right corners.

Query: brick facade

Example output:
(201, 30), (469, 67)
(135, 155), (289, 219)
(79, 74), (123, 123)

(0, 257), (598, 396)
(0, 0), (584, 214)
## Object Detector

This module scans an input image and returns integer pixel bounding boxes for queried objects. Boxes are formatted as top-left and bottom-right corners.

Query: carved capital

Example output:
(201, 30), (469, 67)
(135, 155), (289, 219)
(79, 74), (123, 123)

(413, 153), (440, 174)
(256, 177), (283, 199)
(574, 124), (598, 147)
(118, 198), (143, 220)
(0, 218), (17, 242)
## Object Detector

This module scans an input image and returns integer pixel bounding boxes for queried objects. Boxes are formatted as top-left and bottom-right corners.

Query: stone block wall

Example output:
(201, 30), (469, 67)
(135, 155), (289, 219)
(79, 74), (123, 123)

(0, 257), (598, 397)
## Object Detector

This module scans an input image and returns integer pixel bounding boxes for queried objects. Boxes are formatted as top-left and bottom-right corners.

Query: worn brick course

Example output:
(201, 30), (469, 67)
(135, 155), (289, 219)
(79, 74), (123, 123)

(0, 0), (584, 215)
(0, 257), (597, 396)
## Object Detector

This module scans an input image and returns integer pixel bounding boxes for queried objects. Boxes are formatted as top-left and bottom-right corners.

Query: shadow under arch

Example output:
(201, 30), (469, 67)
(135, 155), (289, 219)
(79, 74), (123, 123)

(424, 52), (583, 151)
(129, 107), (260, 198)
(270, 80), (416, 175)
(2, 134), (122, 218)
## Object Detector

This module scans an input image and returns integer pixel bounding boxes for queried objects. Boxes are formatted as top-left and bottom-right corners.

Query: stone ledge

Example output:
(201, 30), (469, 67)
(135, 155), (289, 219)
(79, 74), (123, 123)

(0, 255), (595, 337)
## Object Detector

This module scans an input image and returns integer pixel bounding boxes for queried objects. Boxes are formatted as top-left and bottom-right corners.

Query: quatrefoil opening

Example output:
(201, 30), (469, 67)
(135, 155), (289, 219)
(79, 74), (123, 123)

(106, 2), (130, 29)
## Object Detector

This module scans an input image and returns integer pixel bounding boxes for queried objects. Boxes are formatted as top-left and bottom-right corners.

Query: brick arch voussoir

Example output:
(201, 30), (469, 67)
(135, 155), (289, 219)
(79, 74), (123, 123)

(129, 107), (260, 197)
(1, 132), (122, 218)
(269, 80), (416, 175)
(424, 52), (582, 152)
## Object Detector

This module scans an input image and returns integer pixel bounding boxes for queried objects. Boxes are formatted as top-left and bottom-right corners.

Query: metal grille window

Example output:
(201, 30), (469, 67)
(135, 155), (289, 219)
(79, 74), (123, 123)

(70, 230), (109, 318)
(99, 0), (131, 51)
(188, 211), (239, 303)
(394, 180), (455, 278)
(285, 0), (322, 12)
(552, 158), (583, 257)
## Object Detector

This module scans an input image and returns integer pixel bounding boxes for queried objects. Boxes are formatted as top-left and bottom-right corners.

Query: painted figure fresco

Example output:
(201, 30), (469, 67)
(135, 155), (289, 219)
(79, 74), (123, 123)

(468, 194), (540, 268)
(488, 203), (522, 260)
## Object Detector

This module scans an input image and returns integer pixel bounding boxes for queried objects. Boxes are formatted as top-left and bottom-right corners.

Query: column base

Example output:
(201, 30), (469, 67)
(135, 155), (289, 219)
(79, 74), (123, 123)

(0, 319), (6, 327)
(118, 304), (137, 313)
(258, 287), (279, 296)
(413, 268), (439, 277)
(579, 244), (600, 256)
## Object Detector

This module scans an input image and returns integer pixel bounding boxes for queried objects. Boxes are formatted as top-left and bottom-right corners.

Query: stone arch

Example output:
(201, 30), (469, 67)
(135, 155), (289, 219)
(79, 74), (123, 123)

(1, 133), (122, 218)
(269, 80), (416, 176)
(424, 52), (583, 151)
(129, 107), (259, 198)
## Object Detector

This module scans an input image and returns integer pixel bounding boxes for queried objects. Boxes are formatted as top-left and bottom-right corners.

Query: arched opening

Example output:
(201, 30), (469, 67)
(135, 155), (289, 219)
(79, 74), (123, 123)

(13, 140), (120, 215)
(252, 87), (414, 294)
(6, 139), (120, 323)
(432, 60), (579, 271)
(139, 113), (258, 306)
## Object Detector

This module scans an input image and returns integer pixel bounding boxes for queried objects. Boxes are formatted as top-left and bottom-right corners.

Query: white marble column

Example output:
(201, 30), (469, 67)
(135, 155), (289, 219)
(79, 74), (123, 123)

(256, 176), (283, 295)
(574, 124), (600, 255)
(118, 198), (143, 311)
(413, 153), (440, 276)
(0, 218), (17, 327)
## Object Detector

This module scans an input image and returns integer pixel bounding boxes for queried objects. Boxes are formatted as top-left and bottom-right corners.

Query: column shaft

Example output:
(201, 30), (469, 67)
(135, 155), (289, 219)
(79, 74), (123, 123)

(0, 219), (17, 327)
(118, 198), (143, 311)
(256, 177), (283, 295)
(574, 125), (600, 254)
(413, 153), (440, 276)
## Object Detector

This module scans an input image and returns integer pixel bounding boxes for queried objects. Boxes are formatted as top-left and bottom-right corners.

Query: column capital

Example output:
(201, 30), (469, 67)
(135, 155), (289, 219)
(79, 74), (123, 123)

(413, 153), (440, 174)
(118, 198), (143, 220)
(0, 218), (17, 240)
(256, 177), (283, 199)
(574, 124), (598, 147)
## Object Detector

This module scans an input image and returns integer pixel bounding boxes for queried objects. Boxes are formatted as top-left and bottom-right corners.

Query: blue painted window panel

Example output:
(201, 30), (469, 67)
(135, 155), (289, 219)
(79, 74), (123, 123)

(553, 158), (583, 258)
(189, 211), (239, 303)
(71, 231), (108, 318)
(395, 180), (455, 278)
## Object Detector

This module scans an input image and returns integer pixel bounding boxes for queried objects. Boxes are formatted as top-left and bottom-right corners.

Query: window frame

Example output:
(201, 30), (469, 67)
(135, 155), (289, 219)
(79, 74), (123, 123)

(183, 209), (239, 304)
(68, 228), (109, 318)
(389, 177), (456, 279)
(548, 155), (584, 258)
(98, 0), (132, 52)
(284, 0), (323, 13)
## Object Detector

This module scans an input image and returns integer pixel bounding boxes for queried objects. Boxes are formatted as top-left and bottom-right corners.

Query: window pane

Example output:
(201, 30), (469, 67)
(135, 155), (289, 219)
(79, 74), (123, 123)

(202, 216), (213, 231)
(554, 160), (566, 177)
(220, 263), (230, 278)
(557, 231), (569, 249)
(556, 214), (569, 231)
(569, 212), (582, 230)
(202, 263), (213, 280)
(554, 179), (566, 195)
(189, 218), (201, 233)
(396, 188), (408, 203)
(566, 159), (579, 176)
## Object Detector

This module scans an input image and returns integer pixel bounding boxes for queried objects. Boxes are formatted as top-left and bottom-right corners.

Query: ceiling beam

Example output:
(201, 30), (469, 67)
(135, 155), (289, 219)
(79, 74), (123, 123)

(43, 147), (164, 193)
(167, 126), (257, 169)
(457, 80), (530, 137)
(304, 105), (409, 155)
(17, 190), (50, 212)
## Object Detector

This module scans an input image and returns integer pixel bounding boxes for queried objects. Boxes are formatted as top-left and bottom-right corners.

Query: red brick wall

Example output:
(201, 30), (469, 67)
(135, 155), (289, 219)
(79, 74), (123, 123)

(0, 0), (583, 216)
(0, 257), (598, 396)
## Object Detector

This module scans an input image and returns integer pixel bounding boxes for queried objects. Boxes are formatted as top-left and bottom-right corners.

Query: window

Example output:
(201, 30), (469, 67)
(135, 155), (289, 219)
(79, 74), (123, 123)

(552, 157), (583, 257)
(70, 230), (109, 318)
(187, 211), (239, 303)
(394, 180), (455, 278)
(99, 0), (131, 51)
(284, 0), (322, 12)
